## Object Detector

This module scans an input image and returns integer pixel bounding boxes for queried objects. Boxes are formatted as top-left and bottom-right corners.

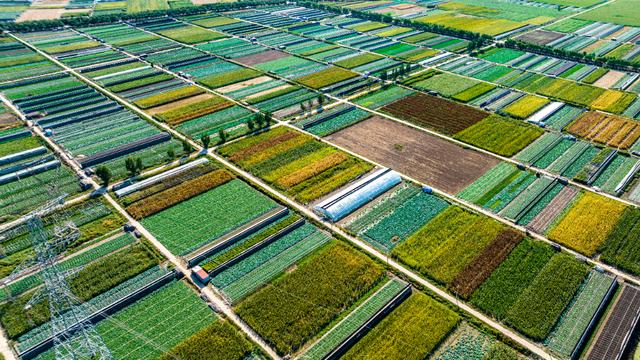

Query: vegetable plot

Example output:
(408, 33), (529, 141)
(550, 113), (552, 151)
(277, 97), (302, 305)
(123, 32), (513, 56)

(236, 242), (384, 356)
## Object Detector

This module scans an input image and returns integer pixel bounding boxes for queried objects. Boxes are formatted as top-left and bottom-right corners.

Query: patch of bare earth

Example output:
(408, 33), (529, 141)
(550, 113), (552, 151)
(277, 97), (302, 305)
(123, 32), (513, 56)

(516, 30), (565, 45)
(325, 116), (500, 194)
(235, 50), (289, 66)
(593, 70), (625, 89)
(216, 76), (271, 93)
(17, 8), (64, 21)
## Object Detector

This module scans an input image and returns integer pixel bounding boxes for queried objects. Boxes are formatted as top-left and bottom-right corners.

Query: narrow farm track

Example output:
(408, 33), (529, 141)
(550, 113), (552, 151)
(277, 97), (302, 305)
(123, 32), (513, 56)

(3, 32), (559, 360)
(5, 33), (283, 360)
(7, 24), (640, 360)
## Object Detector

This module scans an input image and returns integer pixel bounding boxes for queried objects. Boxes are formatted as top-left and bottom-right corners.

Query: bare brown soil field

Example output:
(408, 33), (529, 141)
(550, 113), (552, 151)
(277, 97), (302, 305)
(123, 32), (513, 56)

(235, 50), (289, 66)
(567, 111), (640, 149)
(516, 30), (565, 45)
(325, 116), (500, 194)
(381, 93), (488, 135)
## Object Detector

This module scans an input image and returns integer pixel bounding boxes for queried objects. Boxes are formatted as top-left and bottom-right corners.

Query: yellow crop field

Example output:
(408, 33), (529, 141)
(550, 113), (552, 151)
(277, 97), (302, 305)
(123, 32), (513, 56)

(548, 192), (627, 256)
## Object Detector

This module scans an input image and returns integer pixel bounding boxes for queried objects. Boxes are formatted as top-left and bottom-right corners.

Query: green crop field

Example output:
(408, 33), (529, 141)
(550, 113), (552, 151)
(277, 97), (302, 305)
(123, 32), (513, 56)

(577, 0), (640, 26)
(142, 179), (277, 255)
(2, 3), (638, 359)
(453, 115), (544, 156)
(342, 293), (460, 360)
(237, 242), (384, 355)
(392, 206), (505, 285)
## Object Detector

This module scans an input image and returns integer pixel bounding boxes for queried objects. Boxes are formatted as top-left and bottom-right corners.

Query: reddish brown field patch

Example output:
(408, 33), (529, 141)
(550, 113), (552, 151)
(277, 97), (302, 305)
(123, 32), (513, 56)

(235, 50), (289, 66)
(449, 229), (522, 299)
(325, 116), (500, 193)
(516, 30), (565, 45)
(567, 111), (640, 149)
(381, 93), (488, 135)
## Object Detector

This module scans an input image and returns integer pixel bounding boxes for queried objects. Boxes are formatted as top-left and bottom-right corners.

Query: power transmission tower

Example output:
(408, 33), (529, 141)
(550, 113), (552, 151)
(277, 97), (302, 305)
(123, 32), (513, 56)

(4, 197), (113, 360)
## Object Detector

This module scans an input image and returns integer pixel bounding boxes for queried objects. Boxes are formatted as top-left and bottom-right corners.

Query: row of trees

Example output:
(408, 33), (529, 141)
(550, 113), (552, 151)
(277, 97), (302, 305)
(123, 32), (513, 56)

(502, 39), (640, 73)
(298, 0), (492, 49)
(0, 0), (286, 32)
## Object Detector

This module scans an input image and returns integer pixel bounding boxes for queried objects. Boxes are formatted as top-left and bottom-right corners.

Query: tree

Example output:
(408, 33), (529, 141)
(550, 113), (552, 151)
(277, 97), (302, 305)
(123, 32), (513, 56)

(135, 158), (143, 173)
(201, 134), (211, 148)
(125, 157), (137, 176)
(247, 118), (255, 131)
(182, 140), (192, 153)
(95, 166), (111, 186)
(167, 147), (175, 160)
(263, 112), (272, 127)
(317, 95), (325, 105)
(218, 129), (227, 144)
(255, 113), (264, 128)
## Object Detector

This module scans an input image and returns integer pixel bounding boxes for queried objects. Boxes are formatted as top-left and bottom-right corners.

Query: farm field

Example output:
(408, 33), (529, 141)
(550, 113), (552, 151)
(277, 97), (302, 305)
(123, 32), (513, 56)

(218, 126), (373, 204)
(2, 4), (640, 360)
(577, 0), (640, 26)
(326, 117), (500, 193)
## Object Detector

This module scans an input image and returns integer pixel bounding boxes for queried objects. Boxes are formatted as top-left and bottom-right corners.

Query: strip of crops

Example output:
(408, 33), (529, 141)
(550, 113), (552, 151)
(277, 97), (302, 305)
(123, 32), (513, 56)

(155, 96), (232, 126)
(305, 108), (372, 137)
(199, 68), (261, 89)
(361, 191), (449, 252)
(471, 239), (556, 320)
(381, 93), (489, 135)
(201, 214), (300, 271)
(346, 184), (418, 234)
(353, 86), (414, 110)
(505, 253), (589, 340)
(126, 169), (234, 219)
(457, 163), (518, 203)
(218, 127), (372, 203)
(158, 320), (255, 360)
(296, 67), (358, 89)
(452, 83), (496, 103)
(223, 230), (330, 303)
(453, 115), (543, 157)
(392, 206), (504, 285)
(213, 223), (317, 288)
(134, 85), (204, 109)
(501, 95), (549, 119)
(157, 25), (226, 44)
(341, 292), (459, 360)
(567, 112), (640, 149)
(120, 162), (218, 205)
(236, 242), (384, 356)
(449, 229), (522, 299)
(598, 207), (640, 275)
(94, 280), (216, 359)
(141, 179), (277, 256)
(548, 191), (627, 256)
(302, 278), (407, 360)
(546, 271), (614, 357)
